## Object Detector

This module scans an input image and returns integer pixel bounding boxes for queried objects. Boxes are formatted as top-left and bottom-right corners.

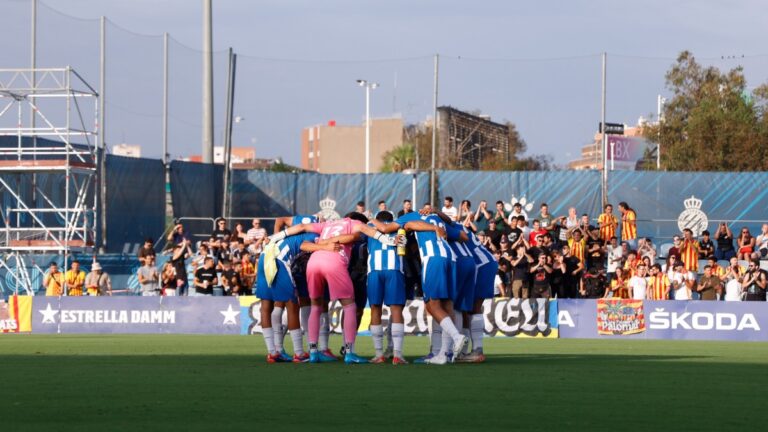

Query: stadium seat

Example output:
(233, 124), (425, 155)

(698, 260), (708, 274)
(658, 243), (673, 259)
(738, 260), (750, 269)
(717, 260), (730, 269)
(760, 261), (768, 271)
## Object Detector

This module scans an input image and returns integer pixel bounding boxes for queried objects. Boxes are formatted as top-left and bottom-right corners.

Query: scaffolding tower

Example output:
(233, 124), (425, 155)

(0, 68), (99, 296)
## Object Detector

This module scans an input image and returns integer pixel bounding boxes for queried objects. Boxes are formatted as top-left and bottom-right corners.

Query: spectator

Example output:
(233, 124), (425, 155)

(65, 260), (86, 296)
(580, 265), (606, 298)
(567, 229), (586, 265)
(647, 264), (670, 300)
(628, 263), (648, 300)
(477, 230), (495, 253)
(442, 196), (458, 221)
(246, 218), (268, 255)
(397, 199), (413, 217)
(618, 201), (638, 250)
(377, 200), (387, 214)
(355, 201), (372, 219)
(211, 218), (232, 251)
(232, 238), (247, 262)
(670, 261), (694, 300)
(231, 222), (248, 244)
(736, 227), (755, 261)
(43, 261), (64, 297)
(529, 253), (553, 299)
(166, 222), (190, 248)
(597, 204), (618, 243)
(137, 255), (160, 296)
(194, 257), (218, 296)
(637, 237), (656, 263)
(549, 250), (566, 298)
(191, 244), (212, 270)
(755, 224), (768, 259)
(538, 203), (554, 233)
(160, 262), (177, 296)
(707, 256), (726, 279)
(585, 226), (604, 269)
(623, 252), (639, 277)
(680, 228), (700, 273)
(510, 244), (532, 298)
(219, 260), (241, 296)
(714, 222), (736, 261)
(517, 217), (531, 241)
(487, 220), (502, 248)
(216, 239), (233, 270)
(528, 220), (547, 246)
(696, 265), (720, 301)
(508, 202), (528, 223)
(493, 201), (510, 232)
(171, 240), (192, 296)
(741, 260), (767, 301)
(606, 236), (622, 284)
(474, 200), (491, 233)
(668, 235), (682, 261)
(607, 267), (628, 299)
(698, 230), (715, 259)
(724, 256), (745, 301)
(85, 262), (112, 296)
(494, 258), (510, 297)
(560, 244), (583, 298)
(137, 238), (156, 265)
(238, 256), (255, 295)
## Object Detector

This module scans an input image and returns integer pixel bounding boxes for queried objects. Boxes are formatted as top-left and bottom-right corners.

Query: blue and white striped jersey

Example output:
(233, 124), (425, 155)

(445, 222), (472, 261)
(366, 226), (404, 273)
(275, 232), (318, 265)
(394, 212), (455, 260)
(462, 225), (496, 266)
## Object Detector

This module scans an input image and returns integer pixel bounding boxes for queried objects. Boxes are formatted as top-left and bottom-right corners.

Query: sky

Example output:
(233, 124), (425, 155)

(1, 0), (767, 167)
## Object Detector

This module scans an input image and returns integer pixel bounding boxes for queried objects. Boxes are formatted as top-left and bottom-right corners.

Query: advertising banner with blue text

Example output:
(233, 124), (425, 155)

(558, 299), (768, 341)
(31, 297), (241, 334)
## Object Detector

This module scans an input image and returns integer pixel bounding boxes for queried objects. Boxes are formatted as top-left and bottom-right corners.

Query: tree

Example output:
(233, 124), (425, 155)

(380, 142), (416, 173)
(642, 51), (768, 171)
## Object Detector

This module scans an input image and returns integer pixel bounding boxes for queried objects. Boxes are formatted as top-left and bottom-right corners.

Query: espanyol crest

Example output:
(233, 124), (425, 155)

(677, 195), (708, 236)
(318, 197), (341, 221)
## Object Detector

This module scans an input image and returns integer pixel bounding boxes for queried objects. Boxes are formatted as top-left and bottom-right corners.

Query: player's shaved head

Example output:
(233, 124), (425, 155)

(375, 211), (394, 223)
(344, 212), (369, 224)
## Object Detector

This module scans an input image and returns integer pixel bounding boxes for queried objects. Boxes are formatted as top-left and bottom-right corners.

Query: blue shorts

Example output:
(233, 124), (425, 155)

(421, 256), (456, 302)
(453, 256), (477, 312)
(367, 270), (406, 306)
(255, 256), (297, 303)
(474, 261), (499, 300)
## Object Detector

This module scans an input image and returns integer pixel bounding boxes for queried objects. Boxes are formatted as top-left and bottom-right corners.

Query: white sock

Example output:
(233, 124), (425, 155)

(471, 314), (484, 352)
(271, 307), (284, 352)
(430, 319), (443, 355)
(385, 324), (394, 351)
(290, 328), (304, 356)
(391, 323), (405, 358)
(299, 306), (310, 335)
(439, 316), (461, 355)
(262, 327), (275, 354)
(319, 312), (330, 351)
(371, 324), (384, 357)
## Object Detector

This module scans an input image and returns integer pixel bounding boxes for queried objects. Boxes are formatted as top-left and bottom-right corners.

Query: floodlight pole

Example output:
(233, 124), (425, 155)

(430, 53), (439, 207)
(99, 16), (107, 252)
(202, 0), (214, 164)
(600, 52), (607, 207)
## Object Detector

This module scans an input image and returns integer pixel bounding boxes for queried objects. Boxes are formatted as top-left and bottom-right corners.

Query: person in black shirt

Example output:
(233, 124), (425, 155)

(698, 230), (715, 259)
(580, 266), (606, 298)
(220, 260), (242, 296)
(487, 219), (503, 249)
(561, 244), (584, 299)
(170, 240), (192, 296)
(585, 226), (604, 269)
(510, 245), (532, 298)
(550, 250), (566, 299)
(529, 253), (553, 299)
(216, 239), (232, 270)
(137, 238), (156, 265)
(508, 220), (524, 249)
(232, 238), (247, 262)
(194, 257), (218, 296)
(397, 199), (413, 217)
(714, 223), (736, 261)
(211, 218), (232, 251)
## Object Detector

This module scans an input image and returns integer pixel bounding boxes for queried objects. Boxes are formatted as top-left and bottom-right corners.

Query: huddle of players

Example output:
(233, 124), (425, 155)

(256, 203), (498, 365)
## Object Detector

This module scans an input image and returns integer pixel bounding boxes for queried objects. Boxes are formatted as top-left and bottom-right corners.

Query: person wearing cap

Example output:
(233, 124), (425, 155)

(137, 255), (160, 296)
(86, 262), (113, 296)
(43, 261), (64, 296)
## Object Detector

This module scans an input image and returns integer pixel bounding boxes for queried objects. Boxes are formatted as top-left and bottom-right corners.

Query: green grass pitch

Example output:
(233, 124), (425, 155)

(1, 335), (767, 431)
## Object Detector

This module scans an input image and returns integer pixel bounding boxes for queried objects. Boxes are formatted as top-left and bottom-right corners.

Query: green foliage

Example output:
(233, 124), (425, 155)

(642, 51), (768, 171)
(380, 142), (416, 173)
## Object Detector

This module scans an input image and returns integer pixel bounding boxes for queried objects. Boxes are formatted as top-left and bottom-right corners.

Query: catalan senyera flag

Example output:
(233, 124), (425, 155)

(0, 295), (32, 333)
(596, 298), (645, 336)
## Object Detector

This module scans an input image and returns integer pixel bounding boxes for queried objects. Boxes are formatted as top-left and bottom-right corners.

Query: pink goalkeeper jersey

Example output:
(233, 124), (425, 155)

(310, 218), (362, 264)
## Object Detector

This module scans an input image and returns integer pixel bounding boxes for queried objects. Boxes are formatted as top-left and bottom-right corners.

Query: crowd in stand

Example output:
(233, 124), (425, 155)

(40, 198), (768, 302)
